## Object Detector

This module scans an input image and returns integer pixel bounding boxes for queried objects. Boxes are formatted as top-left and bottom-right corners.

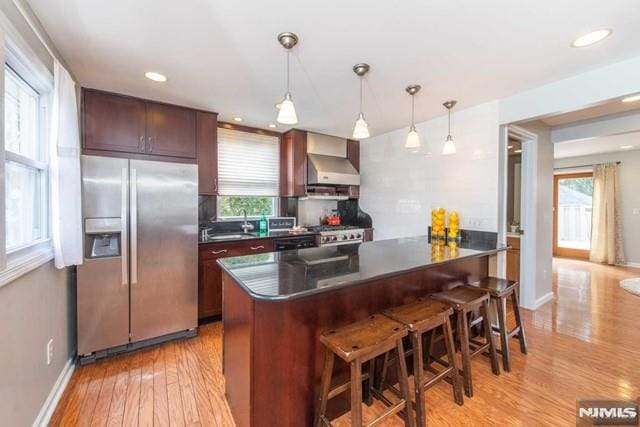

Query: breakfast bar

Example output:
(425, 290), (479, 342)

(219, 236), (507, 427)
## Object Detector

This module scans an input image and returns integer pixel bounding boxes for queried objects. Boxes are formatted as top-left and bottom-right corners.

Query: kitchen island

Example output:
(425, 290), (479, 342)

(218, 236), (507, 427)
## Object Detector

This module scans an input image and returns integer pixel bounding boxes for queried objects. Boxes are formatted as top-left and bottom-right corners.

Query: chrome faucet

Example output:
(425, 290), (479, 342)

(241, 209), (255, 233)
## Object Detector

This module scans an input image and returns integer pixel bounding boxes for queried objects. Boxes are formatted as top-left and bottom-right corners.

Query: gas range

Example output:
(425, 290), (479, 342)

(308, 225), (365, 247)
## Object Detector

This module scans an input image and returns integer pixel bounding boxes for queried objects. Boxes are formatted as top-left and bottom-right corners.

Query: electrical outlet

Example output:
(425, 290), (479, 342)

(46, 339), (53, 365)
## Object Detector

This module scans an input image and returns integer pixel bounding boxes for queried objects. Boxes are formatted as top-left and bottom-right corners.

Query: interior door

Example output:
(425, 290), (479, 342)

(83, 90), (146, 154)
(145, 102), (197, 158)
(77, 155), (130, 355)
(553, 172), (594, 259)
(129, 159), (198, 342)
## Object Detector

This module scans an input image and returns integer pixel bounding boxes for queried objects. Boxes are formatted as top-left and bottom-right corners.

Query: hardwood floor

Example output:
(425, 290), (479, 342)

(50, 258), (640, 426)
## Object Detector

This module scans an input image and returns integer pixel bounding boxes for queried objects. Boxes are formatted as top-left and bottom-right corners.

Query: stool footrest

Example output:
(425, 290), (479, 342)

(327, 372), (370, 400)
(367, 400), (407, 427)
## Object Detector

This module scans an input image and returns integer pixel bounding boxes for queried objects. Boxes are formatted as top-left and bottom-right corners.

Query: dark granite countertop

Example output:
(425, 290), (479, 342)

(218, 235), (508, 301)
(199, 230), (318, 244)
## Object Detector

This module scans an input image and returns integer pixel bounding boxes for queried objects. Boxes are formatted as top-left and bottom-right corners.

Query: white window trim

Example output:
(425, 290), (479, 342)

(0, 13), (54, 284)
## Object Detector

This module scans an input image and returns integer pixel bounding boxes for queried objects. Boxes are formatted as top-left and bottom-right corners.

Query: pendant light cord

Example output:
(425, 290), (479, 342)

(411, 94), (415, 127)
(359, 77), (363, 113)
(286, 50), (290, 93)
(448, 107), (451, 135)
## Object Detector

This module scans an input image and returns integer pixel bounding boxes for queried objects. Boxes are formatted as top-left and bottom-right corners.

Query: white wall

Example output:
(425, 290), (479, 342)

(555, 150), (640, 266)
(360, 101), (500, 240)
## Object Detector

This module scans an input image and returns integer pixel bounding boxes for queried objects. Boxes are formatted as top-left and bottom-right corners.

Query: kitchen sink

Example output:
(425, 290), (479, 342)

(206, 232), (257, 241)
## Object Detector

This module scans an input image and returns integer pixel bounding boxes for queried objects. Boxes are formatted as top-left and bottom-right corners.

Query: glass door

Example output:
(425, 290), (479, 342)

(553, 172), (593, 259)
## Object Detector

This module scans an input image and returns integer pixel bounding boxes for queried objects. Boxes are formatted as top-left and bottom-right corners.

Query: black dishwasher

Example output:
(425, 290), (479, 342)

(273, 235), (317, 251)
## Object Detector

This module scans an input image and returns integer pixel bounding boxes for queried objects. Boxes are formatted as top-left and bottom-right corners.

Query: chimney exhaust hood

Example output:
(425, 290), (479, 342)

(306, 132), (360, 186)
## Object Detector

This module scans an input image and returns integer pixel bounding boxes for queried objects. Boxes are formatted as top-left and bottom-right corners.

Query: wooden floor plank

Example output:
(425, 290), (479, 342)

(106, 356), (131, 427)
(153, 344), (170, 427)
(138, 348), (156, 427)
(50, 259), (640, 427)
(90, 356), (122, 427)
(122, 350), (144, 427)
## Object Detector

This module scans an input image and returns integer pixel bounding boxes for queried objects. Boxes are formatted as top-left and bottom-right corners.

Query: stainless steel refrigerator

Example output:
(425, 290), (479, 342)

(77, 155), (198, 361)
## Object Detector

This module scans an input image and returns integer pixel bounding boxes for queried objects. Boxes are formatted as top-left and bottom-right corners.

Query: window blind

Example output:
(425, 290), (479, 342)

(218, 128), (280, 196)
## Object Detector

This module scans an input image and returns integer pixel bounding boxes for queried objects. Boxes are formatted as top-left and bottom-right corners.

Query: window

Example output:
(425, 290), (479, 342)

(217, 128), (280, 219)
(4, 65), (48, 251)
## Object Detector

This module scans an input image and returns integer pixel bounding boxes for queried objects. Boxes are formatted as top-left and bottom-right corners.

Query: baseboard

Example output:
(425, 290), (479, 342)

(621, 262), (640, 269)
(33, 357), (76, 427)
(534, 291), (554, 309)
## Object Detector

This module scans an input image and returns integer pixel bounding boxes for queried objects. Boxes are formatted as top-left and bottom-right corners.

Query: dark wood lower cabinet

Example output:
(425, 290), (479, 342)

(198, 239), (275, 319)
(506, 236), (520, 282)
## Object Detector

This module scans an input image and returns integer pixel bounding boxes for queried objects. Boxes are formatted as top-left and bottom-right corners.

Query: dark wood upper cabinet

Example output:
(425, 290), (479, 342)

(196, 111), (219, 195)
(280, 129), (307, 197)
(146, 102), (196, 158)
(346, 139), (360, 171)
(83, 90), (146, 154)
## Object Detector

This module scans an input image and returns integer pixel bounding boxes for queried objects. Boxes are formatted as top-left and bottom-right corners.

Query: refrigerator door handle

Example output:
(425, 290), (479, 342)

(131, 167), (138, 285)
(121, 167), (128, 285)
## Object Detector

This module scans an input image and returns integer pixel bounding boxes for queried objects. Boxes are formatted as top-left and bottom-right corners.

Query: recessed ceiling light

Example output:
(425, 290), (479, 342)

(620, 145), (633, 150)
(144, 71), (167, 82)
(622, 94), (640, 103)
(233, 117), (243, 122)
(571, 29), (612, 48)
(268, 124), (277, 128)
(514, 149), (522, 153)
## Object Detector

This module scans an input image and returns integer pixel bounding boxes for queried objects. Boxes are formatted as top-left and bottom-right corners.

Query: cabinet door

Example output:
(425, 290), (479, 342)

(198, 258), (222, 318)
(506, 250), (520, 282)
(196, 111), (218, 194)
(346, 139), (360, 199)
(83, 89), (146, 154)
(280, 129), (307, 197)
(146, 102), (197, 158)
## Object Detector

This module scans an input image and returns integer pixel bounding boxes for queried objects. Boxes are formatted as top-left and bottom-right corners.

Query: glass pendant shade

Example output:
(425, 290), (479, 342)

(442, 135), (456, 155)
(277, 93), (298, 124)
(405, 126), (420, 148)
(352, 113), (370, 139)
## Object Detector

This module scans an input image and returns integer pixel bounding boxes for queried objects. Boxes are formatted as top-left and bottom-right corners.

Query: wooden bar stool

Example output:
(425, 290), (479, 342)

(382, 298), (464, 427)
(431, 287), (500, 397)
(316, 314), (415, 427)
(464, 277), (528, 372)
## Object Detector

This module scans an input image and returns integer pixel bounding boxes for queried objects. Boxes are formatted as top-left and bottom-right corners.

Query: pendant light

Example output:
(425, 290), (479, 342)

(352, 63), (370, 139)
(405, 85), (421, 148)
(442, 100), (457, 155)
(276, 32), (299, 125)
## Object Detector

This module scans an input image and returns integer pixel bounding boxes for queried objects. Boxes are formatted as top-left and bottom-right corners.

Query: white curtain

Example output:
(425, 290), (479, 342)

(589, 163), (625, 265)
(49, 60), (82, 268)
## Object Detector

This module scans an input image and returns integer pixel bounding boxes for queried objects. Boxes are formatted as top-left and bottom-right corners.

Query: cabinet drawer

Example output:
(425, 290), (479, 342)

(199, 239), (274, 260)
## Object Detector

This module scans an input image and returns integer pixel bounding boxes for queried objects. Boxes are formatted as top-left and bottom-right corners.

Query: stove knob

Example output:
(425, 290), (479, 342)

(349, 234), (355, 239)
(331, 236), (338, 242)
(356, 233), (362, 239)
(342, 235), (348, 240)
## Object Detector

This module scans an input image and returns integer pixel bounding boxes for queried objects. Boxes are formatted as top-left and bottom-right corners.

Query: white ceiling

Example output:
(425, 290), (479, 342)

(554, 132), (640, 158)
(27, 0), (640, 138)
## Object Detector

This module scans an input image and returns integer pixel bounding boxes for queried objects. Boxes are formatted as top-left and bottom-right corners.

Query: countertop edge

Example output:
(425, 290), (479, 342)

(219, 244), (509, 302)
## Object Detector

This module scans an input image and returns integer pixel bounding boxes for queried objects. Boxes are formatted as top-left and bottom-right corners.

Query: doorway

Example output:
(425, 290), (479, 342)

(553, 172), (593, 259)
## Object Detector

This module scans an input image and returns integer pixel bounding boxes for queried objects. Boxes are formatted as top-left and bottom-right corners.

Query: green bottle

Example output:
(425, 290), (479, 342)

(259, 211), (268, 234)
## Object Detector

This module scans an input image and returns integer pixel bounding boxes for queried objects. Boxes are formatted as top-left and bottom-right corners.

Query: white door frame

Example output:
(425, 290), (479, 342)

(500, 124), (539, 310)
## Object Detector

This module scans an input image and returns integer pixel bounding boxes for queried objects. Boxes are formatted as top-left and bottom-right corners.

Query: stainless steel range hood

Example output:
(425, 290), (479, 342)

(307, 132), (360, 186)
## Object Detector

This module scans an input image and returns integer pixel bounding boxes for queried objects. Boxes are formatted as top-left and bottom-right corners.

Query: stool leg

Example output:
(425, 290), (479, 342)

(443, 317), (464, 406)
(411, 331), (426, 427)
(496, 296), (511, 372)
(457, 310), (473, 398)
(395, 340), (415, 427)
(350, 359), (363, 426)
(481, 299), (500, 376)
(511, 289), (528, 354)
(315, 349), (334, 427)
(364, 359), (375, 406)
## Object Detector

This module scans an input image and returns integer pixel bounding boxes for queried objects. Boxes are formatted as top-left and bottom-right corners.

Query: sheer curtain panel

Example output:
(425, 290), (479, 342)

(589, 163), (625, 265)
(49, 60), (82, 268)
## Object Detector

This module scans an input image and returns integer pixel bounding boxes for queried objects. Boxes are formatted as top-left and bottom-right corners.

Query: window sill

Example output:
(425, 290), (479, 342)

(0, 240), (54, 288)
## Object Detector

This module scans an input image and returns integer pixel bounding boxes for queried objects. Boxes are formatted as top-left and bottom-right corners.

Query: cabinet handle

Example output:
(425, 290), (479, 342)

(139, 135), (145, 152)
(250, 246), (265, 250)
(211, 249), (228, 255)
(148, 136), (153, 153)
(213, 178), (218, 192)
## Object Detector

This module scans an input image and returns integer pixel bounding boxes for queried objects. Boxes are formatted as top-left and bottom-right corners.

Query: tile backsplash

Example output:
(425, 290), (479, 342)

(297, 199), (338, 226)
